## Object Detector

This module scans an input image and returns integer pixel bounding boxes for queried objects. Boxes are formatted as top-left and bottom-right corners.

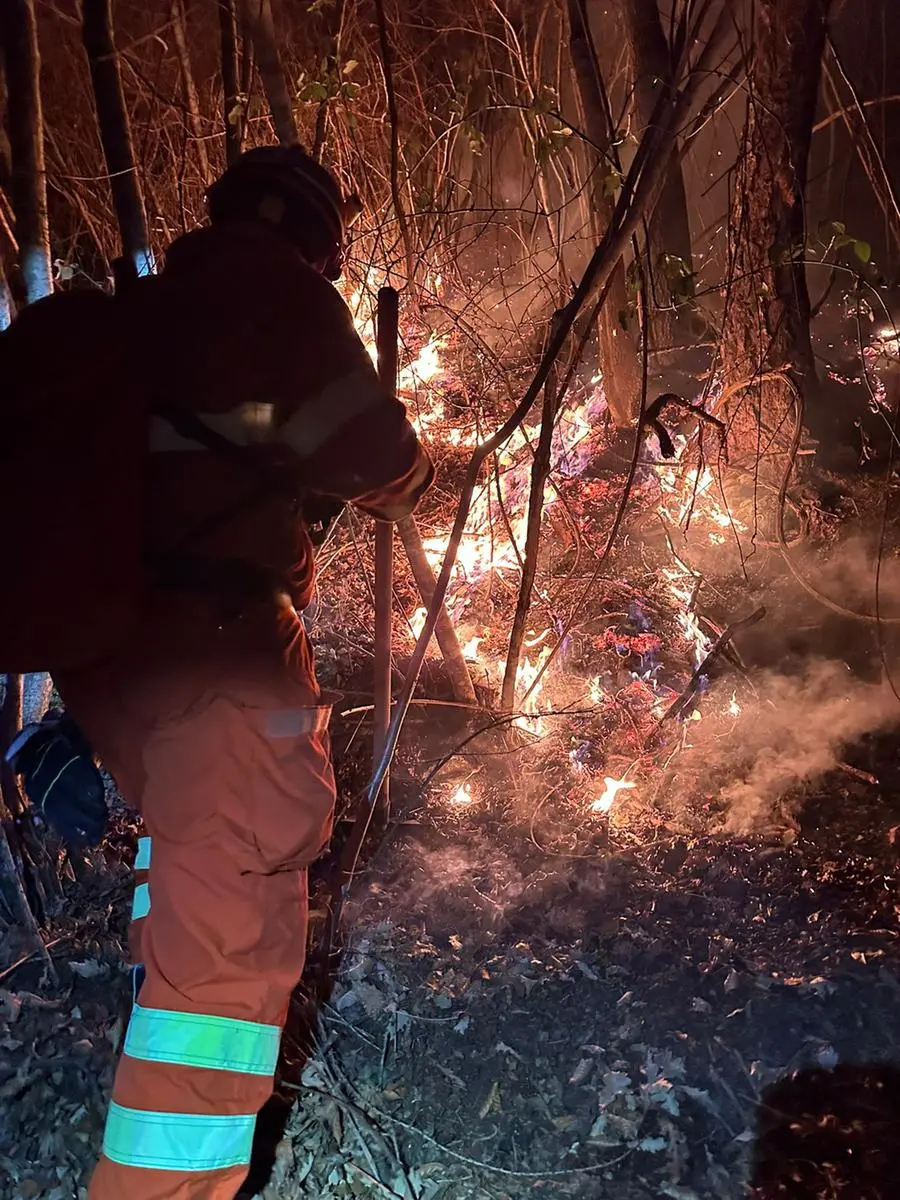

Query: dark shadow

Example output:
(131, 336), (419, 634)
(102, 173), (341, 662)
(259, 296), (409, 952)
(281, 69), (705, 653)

(749, 1064), (900, 1199)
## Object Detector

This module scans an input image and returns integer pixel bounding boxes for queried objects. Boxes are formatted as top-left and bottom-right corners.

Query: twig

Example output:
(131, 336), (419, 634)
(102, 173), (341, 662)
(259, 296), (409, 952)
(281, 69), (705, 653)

(642, 391), (727, 459)
(658, 606), (766, 726)
(300, 1081), (633, 1180)
(837, 762), (879, 787)
(0, 937), (65, 986)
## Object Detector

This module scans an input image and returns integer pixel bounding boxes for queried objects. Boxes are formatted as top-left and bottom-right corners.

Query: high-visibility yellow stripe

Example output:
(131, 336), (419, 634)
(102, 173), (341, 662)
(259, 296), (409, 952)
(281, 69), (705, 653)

(124, 1004), (280, 1076)
(102, 1101), (256, 1172)
(131, 882), (150, 921)
(135, 836), (151, 871)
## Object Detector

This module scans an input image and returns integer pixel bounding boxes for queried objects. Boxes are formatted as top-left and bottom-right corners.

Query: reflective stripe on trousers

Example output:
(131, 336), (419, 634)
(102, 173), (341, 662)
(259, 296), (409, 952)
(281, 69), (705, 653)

(102, 1003), (279, 1172)
(109, 834), (279, 1174)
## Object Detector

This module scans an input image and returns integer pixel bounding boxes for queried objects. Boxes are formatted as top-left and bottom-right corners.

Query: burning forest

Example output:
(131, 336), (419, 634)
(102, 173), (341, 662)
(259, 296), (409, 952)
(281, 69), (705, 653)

(2, 0), (900, 1198)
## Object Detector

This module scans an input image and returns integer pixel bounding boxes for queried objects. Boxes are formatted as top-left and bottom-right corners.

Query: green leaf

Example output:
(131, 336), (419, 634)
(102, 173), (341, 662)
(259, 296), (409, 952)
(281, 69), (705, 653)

(854, 239), (872, 264)
(298, 80), (329, 103)
(602, 170), (623, 199)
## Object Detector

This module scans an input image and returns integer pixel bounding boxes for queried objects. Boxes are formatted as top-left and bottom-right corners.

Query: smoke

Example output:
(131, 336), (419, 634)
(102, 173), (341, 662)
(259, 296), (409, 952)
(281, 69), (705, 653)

(793, 534), (900, 616)
(709, 659), (900, 832)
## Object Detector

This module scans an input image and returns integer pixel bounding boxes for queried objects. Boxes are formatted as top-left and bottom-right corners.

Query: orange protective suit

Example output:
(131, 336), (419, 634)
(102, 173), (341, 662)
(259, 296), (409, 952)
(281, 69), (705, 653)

(55, 221), (433, 1199)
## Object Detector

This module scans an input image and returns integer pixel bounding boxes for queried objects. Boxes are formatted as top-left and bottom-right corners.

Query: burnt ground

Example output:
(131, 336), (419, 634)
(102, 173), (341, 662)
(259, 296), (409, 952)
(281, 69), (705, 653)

(2, 759), (899, 1200)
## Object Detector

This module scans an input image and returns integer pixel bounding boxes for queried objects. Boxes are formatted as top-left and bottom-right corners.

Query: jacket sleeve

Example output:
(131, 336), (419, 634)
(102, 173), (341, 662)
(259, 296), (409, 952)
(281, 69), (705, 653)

(272, 270), (434, 522)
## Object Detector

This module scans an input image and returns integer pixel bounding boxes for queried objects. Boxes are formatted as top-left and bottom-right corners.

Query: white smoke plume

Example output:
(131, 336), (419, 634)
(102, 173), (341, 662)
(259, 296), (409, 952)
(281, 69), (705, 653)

(716, 659), (899, 832)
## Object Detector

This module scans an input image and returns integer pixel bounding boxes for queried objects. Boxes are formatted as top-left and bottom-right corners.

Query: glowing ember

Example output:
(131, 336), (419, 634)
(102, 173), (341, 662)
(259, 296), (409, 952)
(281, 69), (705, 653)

(450, 783), (474, 806)
(591, 776), (636, 813)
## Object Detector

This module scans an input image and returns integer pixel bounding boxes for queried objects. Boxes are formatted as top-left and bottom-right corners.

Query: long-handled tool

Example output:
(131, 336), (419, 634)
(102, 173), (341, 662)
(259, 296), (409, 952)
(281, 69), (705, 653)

(371, 287), (399, 831)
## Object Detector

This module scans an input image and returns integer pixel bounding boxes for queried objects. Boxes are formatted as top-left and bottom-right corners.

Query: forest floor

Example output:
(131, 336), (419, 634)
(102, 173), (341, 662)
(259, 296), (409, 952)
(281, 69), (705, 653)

(1, 767), (899, 1200)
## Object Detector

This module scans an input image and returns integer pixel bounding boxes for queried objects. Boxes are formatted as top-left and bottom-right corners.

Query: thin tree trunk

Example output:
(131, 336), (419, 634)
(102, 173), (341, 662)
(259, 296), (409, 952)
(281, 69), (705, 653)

(396, 519), (476, 704)
(373, 0), (417, 292)
(218, 0), (244, 165)
(721, 0), (828, 468)
(567, 0), (641, 427)
(0, 0), (52, 303)
(82, 0), (152, 273)
(170, 0), (211, 183)
(239, 0), (299, 147)
(501, 314), (563, 714)
(620, 0), (694, 353)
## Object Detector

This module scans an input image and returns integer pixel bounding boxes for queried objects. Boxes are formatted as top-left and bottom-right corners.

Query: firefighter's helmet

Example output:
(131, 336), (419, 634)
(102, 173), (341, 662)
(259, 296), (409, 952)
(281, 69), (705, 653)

(207, 144), (347, 280)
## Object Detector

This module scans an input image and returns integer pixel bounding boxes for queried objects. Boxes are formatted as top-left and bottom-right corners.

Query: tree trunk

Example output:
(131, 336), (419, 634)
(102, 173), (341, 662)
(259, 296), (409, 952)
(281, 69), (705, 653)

(567, 0), (641, 427)
(0, 0), (52, 303)
(218, 0), (244, 166)
(170, 0), (211, 184)
(0, 2), (59, 936)
(82, 0), (152, 274)
(620, 0), (694, 353)
(720, 0), (828, 475)
(239, 0), (299, 147)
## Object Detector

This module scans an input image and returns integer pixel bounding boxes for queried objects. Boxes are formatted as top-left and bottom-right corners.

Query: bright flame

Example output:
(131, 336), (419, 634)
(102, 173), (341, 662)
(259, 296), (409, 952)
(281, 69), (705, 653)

(591, 776), (636, 813)
(677, 606), (711, 668)
(450, 783), (474, 806)
(399, 337), (444, 392)
(728, 692), (741, 717)
(509, 646), (551, 734)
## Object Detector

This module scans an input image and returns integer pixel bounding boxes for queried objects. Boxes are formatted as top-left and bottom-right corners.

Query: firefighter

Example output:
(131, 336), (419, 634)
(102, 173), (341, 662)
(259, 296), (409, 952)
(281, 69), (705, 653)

(53, 146), (434, 1199)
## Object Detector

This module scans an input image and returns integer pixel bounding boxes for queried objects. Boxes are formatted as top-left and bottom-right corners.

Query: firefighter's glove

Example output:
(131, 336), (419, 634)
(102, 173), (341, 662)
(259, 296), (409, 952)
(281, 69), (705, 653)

(302, 493), (346, 547)
(5, 711), (108, 847)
